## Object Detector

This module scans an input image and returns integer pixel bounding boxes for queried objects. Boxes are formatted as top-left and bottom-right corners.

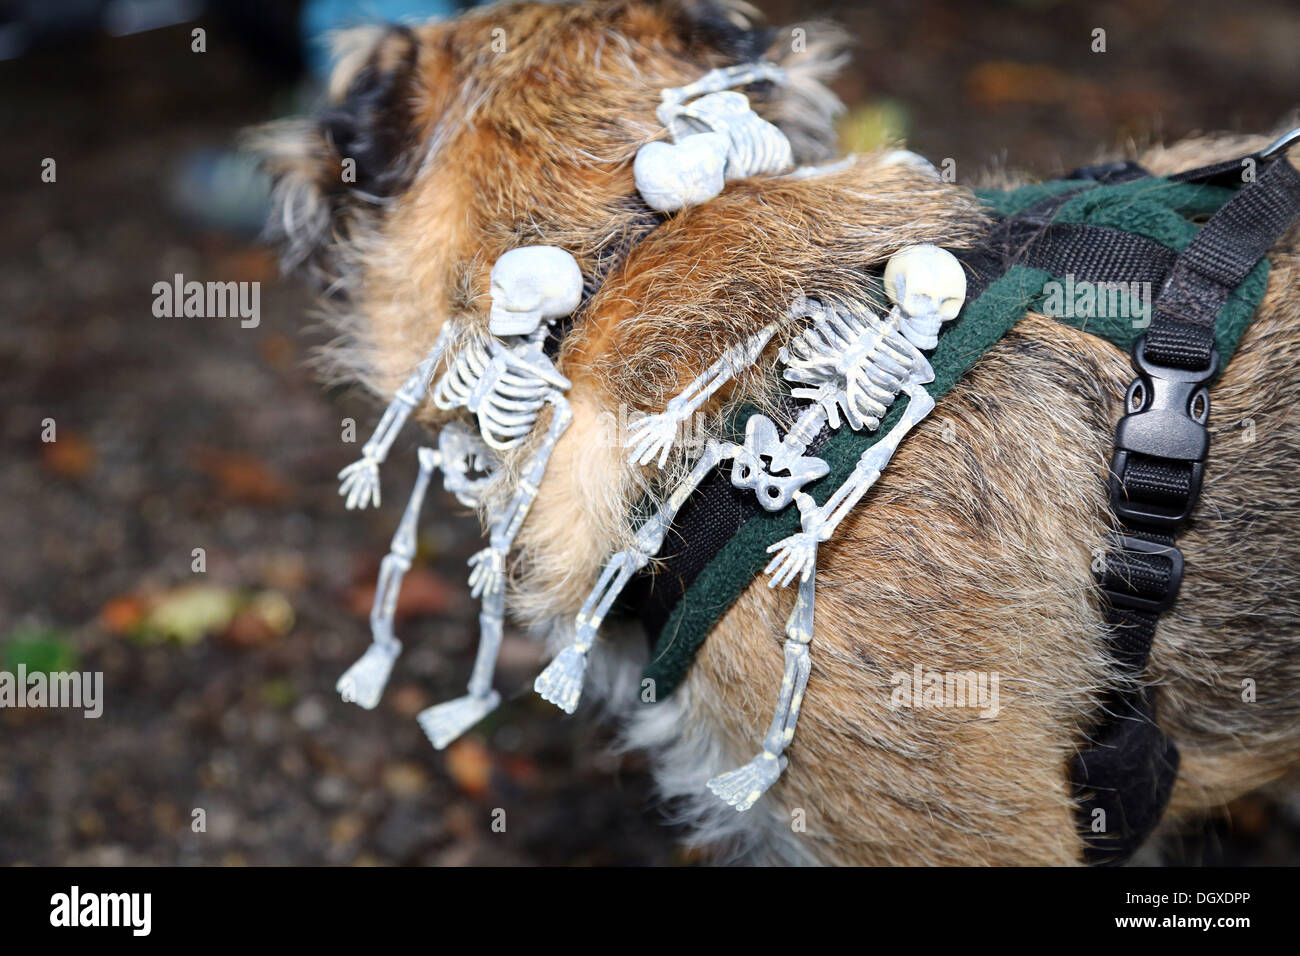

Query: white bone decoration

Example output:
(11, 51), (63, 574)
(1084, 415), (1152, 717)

(335, 245), (581, 749)
(634, 62), (794, 212)
(535, 244), (968, 812)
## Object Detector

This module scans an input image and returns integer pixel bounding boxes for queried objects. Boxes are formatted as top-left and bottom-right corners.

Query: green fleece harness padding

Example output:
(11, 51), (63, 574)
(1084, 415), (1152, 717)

(641, 176), (1271, 698)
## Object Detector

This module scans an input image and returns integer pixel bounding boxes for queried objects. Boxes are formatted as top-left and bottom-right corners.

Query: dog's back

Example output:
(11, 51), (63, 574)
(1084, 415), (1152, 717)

(253, 0), (1300, 864)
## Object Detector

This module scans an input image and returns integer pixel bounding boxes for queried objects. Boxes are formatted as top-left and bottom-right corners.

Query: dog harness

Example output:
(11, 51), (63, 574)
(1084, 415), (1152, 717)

(620, 127), (1300, 862)
(331, 53), (1300, 863)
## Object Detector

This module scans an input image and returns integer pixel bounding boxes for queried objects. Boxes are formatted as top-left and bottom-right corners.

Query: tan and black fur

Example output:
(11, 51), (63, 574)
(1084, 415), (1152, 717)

(250, 0), (1300, 864)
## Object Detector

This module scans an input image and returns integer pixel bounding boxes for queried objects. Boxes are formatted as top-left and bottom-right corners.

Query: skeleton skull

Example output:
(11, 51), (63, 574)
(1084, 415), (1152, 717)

(488, 246), (584, 336)
(634, 132), (729, 212)
(884, 244), (968, 349)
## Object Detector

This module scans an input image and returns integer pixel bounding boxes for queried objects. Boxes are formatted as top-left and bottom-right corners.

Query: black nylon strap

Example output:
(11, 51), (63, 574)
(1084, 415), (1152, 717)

(1122, 455), (1194, 505)
(982, 220), (1177, 288)
(1079, 146), (1300, 863)
(1146, 157), (1300, 369)
(621, 456), (758, 637)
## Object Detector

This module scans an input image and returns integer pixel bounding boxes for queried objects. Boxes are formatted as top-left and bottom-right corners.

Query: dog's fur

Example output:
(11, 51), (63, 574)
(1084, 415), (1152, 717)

(251, 0), (1300, 864)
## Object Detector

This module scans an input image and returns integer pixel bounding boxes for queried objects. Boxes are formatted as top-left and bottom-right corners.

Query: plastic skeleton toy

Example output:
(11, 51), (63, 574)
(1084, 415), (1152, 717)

(535, 244), (968, 811)
(335, 244), (583, 748)
(634, 62), (793, 212)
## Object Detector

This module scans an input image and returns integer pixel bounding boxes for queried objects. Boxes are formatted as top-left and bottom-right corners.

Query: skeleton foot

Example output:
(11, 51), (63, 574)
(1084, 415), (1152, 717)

(707, 752), (787, 811)
(336, 641), (400, 710)
(417, 691), (501, 750)
(533, 643), (589, 714)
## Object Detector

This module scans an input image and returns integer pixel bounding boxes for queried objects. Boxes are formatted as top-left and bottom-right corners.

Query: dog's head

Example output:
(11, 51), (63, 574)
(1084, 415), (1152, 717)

(247, 0), (847, 395)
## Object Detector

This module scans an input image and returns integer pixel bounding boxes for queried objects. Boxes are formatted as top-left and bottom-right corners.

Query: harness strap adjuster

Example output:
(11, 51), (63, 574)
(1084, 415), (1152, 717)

(1099, 532), (1185, 613)
(1109, 336), (1217, 530)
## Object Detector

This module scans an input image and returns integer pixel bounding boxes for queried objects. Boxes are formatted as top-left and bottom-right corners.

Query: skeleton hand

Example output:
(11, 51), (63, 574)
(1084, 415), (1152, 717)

(627, 410), (682, 468)
(338, 456), (382, 510)
(764, 493), (825, 588)
(765, 532), (818, 588)
(467, 546), (507, 599)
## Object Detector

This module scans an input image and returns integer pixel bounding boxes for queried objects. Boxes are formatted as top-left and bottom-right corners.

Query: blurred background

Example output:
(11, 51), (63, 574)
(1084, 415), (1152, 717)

(1, 0), (1298, 866)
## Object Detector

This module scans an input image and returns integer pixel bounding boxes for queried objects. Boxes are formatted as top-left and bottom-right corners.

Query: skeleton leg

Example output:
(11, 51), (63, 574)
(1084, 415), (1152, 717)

(336, 446), (439, 709)
(338, 323), (453, 510)
(417, 585), (504, 749)
(535, 440), (735, 713)
(707, 565), (815, 811)
(417, 397), (574, 748)
(711, 384), (937, 810)
(627, 325), (776, 467)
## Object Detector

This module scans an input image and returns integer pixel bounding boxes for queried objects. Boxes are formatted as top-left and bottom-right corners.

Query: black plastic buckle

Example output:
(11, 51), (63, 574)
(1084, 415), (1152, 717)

(1101, 533), (1185, 613)
(1109, 337), (1217, 530)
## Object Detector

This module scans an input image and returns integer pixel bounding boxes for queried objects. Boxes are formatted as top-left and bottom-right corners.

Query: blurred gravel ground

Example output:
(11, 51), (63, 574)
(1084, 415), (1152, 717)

(0, 0), (1297, 866)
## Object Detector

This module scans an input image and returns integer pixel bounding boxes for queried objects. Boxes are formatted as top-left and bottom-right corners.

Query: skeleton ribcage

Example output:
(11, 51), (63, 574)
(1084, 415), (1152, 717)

(666, 91), (793, 180)
(780, 300), (918, 431)
(432, 335), (551, 451)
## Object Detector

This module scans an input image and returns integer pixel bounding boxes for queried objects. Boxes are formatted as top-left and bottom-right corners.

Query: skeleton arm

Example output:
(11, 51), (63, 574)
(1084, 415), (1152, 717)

(657, 62), (787, 115)
(338, 323), (454, 510)
(627, 324), (777, 468)
(336, 445), (440, 708)
(535, 438), (737, 713)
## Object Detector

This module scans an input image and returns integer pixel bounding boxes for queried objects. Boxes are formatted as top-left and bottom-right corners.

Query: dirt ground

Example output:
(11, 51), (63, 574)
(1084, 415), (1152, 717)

(2, 0), (1298, 866)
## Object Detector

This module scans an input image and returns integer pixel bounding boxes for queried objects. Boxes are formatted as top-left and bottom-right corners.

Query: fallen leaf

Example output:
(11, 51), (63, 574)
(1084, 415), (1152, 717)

(388, 684), (429, 719)
(141, 585), (239, 645)
(193, 448), (290, 505)
(259, 552), (308, 592)
(2, 628), (79, 673)
(222, 609), (275, 648)
(444, 738), (493, 799)
(41, 430), (94, 479)
(99, 594), (147, 636)
(837, 99), (909, 154)
(382, 761), (429, 799)
(221, 591), (294, 648)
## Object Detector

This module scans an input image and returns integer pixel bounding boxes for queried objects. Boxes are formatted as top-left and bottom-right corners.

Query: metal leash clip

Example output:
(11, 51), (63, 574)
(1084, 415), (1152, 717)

(1259, 126), (1300, 162)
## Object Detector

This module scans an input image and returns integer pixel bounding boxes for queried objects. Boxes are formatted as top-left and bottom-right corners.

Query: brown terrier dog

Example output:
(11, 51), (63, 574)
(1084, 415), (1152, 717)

(251, 0), (1300, 864)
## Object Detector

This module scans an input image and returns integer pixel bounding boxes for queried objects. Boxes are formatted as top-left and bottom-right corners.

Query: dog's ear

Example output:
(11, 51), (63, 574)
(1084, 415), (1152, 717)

(245, 24), (422, 275)
(662, 0), (775, 62)
(657, 0), (850, 166)
(318, 25), (422, 198)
